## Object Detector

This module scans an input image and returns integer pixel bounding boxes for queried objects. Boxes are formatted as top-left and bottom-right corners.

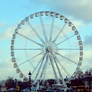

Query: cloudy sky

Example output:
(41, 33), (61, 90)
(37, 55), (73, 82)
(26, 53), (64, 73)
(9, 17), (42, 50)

(0, 0), (92, 80)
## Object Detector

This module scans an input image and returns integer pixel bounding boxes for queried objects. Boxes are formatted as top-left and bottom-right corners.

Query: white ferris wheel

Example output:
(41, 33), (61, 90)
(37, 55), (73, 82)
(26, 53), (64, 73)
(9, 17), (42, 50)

(11, 11), (83, 88)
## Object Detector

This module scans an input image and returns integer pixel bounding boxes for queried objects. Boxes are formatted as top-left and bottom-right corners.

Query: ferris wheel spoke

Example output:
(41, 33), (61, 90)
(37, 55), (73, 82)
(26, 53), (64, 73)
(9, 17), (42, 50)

(43, 54), (49, 79)
(39, 54), (48, 80)
(49, 55), (58, 81)
(57, 48), (80, 50)
(54, 55), (70, 77)
(38, 55), (48, 86)
(55, 52), (77, 65)
(16, 32), (43, 47)
(53, 23), (66, 42)
(56, 34), (75, 46)
(49, 16), (55, 41)
(32, 55), (44, 74)
(39, 16), (48, 42)
(52, 54), (67, 86)
(19, 52), (43, 66)
(34, 53), (46, 83)
(14, 48), (42, 50)
(27, 21), (44, 43)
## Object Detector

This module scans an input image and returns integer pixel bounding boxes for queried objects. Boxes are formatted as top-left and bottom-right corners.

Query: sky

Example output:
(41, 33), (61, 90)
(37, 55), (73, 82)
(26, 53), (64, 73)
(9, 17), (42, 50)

(0, 0), (92, 80)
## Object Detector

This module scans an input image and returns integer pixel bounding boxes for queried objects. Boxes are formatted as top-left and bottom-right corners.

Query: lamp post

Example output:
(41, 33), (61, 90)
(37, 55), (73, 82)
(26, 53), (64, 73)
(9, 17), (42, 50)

(28, 72), (31, 92)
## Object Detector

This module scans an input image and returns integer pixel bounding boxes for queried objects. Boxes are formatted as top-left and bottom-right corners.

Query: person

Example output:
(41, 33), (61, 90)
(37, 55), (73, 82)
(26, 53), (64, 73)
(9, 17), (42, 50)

(69, 86), (73, 92)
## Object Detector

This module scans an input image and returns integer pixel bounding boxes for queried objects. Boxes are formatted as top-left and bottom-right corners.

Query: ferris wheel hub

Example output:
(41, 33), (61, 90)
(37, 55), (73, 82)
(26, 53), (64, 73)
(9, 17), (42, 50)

(43, 41), (57, 54)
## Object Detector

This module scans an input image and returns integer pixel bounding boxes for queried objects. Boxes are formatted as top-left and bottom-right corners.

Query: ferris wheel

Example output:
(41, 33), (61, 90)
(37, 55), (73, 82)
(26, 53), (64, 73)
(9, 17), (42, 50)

(11, 11), (83, 88)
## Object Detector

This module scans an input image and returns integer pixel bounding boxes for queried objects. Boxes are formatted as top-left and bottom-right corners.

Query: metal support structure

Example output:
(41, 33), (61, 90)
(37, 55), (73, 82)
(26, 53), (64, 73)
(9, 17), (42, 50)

(53, 54), (67, 88)
(49, 54), (58, 82)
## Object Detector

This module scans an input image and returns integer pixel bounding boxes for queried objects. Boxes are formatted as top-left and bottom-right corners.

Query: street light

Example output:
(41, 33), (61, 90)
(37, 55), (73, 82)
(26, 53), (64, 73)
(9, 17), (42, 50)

(28, 72), (31, 92)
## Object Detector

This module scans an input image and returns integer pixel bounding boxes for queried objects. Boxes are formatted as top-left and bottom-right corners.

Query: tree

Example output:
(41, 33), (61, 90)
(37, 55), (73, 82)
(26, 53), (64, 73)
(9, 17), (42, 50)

(5, 77), (16, 89)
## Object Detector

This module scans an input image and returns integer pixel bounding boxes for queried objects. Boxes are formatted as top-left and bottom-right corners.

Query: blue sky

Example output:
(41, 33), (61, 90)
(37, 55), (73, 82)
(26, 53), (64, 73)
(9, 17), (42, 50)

(0, 0), (92, 80)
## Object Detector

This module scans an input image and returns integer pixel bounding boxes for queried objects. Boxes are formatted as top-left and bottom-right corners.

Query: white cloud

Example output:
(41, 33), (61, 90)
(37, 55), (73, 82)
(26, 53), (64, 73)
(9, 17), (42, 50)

(0, 22), (7, 28)
(84, 35), (92, 46)
(81, 50), (92, 71)
(39, 0), (92, 23)
(0, 58), (16, 80)
(0, 25), (16, 40)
